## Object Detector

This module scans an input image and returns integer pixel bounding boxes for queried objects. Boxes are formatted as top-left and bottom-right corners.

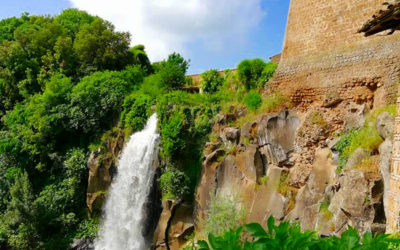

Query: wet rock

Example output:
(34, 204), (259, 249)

(86, 129), (125, 213)
(376, 112), (394, 140)
(70, 239), (94, 250)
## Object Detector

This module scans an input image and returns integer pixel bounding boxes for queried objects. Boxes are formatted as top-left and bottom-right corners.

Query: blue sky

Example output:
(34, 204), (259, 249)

(0, 0), (290, 74)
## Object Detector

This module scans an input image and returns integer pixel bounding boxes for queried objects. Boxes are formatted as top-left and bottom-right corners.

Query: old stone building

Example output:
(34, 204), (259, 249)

(358, 0), (400, 233)
(269, 0), (400, 109)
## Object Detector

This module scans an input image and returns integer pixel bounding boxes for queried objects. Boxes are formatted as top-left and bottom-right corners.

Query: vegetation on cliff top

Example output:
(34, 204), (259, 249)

(0, 8), (280, 248)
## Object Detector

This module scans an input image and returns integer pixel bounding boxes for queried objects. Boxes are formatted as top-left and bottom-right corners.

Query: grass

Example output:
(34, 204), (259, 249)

(276, 171), (298, 213)
(354, 155), (380, 180)
(336, 127), (383, 174)
(319, 201), (333, 220)
(364, 104), (396, 128)
(235, 91), (292, 127)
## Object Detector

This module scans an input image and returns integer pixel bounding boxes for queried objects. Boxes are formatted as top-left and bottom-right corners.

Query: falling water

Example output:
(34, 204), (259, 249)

(95, 113), (159, 250)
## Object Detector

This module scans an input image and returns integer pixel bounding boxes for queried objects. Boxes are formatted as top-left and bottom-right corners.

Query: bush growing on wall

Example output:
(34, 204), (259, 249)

(237, 58), (277, 90)
(159, 167), (190, 199)
(201, 69), (224, 93)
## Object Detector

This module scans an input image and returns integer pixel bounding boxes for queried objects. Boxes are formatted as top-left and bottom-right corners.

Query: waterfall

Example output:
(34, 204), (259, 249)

(95, 113), (159, 250)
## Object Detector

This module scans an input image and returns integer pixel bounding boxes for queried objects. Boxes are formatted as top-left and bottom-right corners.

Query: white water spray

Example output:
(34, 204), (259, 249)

(95, 114), (159, 250)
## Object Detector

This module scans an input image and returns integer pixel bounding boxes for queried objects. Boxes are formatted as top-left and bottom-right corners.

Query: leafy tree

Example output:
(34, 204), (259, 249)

(130, 45), (152, 74)
(154, 52), (189, 90)
(74, 18), (132, 73)
(237, 59), (277, 90)
(0, 14), (29, 43)
(68, 71), (133, 133)
(159, 167), (190, 199)
(55, 9), (95, 36)
(201, 69), (224, 93)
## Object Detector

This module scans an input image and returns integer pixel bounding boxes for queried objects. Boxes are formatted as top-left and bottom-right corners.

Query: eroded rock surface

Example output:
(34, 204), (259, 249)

(86, 129), (124, 213)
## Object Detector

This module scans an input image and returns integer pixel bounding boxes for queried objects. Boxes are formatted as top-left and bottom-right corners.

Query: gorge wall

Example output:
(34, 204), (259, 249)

(153, 1), (400, 248)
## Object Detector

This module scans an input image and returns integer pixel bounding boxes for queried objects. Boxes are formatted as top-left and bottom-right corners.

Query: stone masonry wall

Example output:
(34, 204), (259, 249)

(387, 95), (400, 233)
(270, 0), (400, 108)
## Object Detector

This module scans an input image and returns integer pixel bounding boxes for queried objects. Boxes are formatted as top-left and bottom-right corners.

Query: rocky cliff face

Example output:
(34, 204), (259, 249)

(87, 129), (125, 213)
(186, 100), (394, 242)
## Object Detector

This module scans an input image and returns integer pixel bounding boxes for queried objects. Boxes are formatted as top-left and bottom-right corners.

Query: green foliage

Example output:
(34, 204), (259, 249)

(237, 59), (277, 90)
(205, 194), (246, 237)
(244, 91), (262, 111)
(159, 167), (190, 199)
(154, 52), (189, 90)
(130, 45), (152, 74)
(336, 127), (382, 173)
(69, 70), (135, 133)
(73, 17), (132, 72)
(74, 217), (99, 240)
(157, 91), (218, 199)
(336, 105), (396, 173)
(196, 216), (400, 250)
(121, 93), (154, 131)
(0, 9), (144, 113)
(201, 69), (224, 93)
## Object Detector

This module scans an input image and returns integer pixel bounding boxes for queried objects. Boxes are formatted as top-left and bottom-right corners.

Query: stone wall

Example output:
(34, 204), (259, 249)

(270, 0), (400, 108)
(387, 95), (400, 232)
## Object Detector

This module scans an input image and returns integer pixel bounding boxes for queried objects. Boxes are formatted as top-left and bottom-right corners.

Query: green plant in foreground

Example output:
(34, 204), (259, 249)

(196, 216), (400, 250)
(205, 194), (246, 237)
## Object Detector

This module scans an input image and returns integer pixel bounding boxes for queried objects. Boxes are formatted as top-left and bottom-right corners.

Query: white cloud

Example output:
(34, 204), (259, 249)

(68, 0), (266, 61)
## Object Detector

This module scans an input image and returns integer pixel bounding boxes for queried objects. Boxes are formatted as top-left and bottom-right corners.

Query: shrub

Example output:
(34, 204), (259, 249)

(205, 194), (246, 237)
(237, 59), (277, 90)
(260, 62), (278, 87)
(159, 168), (190, 199)
(336, 127), (383, 173)
(121, 93), (154, 131)
(154, 52), (189, 90)
(74, 217), (99, 240)
(237, 58), (265, 90)
(244, 91), (262, 111)
(159, 109), (186, 159)
(201, 69), (224, 93)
